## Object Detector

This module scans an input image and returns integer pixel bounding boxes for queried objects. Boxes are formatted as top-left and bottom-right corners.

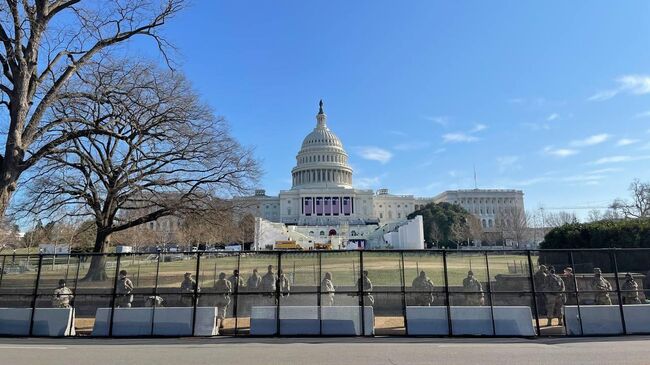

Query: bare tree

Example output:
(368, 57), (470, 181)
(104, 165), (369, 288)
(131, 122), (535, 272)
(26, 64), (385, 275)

(544, 211), (578, 227)
(0, 0), (184, 217)
(21, 62), (259, 280)
(495, 206), (529, 247)
(610, 179), (650, 219)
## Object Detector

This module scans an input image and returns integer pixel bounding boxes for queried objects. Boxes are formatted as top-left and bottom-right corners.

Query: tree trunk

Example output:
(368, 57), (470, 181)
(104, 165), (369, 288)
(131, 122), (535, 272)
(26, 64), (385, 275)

(82, 231), (111, 281)
(0, 169), (19, 219)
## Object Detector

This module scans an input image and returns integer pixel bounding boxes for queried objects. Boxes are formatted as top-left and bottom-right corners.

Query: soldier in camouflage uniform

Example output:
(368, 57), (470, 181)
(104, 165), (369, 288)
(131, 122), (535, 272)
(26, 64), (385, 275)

(214, 272), (232, 328)
(359, 270), (374, 306)
(533, 265), (548, 316)
(562, 267), (577, 305)
(321, 272), (335, 306)
(462, 270), (484, 306)
(411, 271), (435, 306)
(180, 272), (199, 307)
(246, 268), (261, 292)
(544, 267), (566, 326)
(228, 270), (244, 294)
(115, 270), (134, 308)
(52, 279), (74, 308)
(261, 265), (277, 305)
(622, 273), (641, 304)
(278, 269), (290, 297)
(591, 268), (612, 305)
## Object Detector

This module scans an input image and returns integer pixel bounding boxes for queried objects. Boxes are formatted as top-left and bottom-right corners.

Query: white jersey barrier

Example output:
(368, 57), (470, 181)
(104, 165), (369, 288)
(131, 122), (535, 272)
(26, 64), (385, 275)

(0, 308), (75, 336)
(250, 306), (374, 335)
(91, 307), (219, 336)
(564, 304), (650, 335)
(406, 306), (536, 336)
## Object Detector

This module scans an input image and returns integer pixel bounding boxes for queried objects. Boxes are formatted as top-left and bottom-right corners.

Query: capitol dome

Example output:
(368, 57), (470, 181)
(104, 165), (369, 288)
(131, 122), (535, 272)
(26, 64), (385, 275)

(291, 100), (353, 189)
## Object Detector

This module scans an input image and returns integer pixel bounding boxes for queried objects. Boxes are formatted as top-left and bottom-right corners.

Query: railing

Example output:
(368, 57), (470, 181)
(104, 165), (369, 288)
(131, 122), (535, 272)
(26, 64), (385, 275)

(1, 248), (649, 337)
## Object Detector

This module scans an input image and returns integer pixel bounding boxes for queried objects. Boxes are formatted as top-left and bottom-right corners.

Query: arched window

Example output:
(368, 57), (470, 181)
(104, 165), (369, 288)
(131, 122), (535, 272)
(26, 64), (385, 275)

(319, 231), (325, 236)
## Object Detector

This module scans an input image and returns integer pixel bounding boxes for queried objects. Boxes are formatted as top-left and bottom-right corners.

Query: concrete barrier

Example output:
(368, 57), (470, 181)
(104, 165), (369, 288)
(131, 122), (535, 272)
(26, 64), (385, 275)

(622, 304), (650, 334)
(564, 305), (624, 335)
(92, 307), (219, 336)
(322, 306), (374, 336)
(250, 306), (374, 336)
(406, 306), (535, 336)
(0, 308), (75, 336)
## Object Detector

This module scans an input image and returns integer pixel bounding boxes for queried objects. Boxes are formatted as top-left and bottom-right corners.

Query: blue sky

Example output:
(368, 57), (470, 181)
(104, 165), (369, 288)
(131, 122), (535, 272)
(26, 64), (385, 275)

(151, 1), (650, 217)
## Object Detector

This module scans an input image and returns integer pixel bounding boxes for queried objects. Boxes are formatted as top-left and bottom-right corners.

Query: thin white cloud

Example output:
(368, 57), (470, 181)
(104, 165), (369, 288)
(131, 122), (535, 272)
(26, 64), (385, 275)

(443, 133), (479, 143)
(507, 98), (524, 104)
(521, 122), (550, 131)
(470, 123), (487, 133)
(590, 155), (650, 165)
(569, 133), (611, 147)
(634, 110), (650, 119)
(393, 141), (431, 151)
(443, 122), (486, 143)
(546, 113), (559, 121)
(423, 116), (450, 126)
(543, 146), (579, 158)
(388, 130), (407, 137)
(496, 155), (521, 173)
(355, 176), (382, 189)
(355, 147), (393, 164)
(588, 167), (623, 174)
(617, 138), (640, 146)
(588, 74), (650, 101)
(434, 148), (446, 154)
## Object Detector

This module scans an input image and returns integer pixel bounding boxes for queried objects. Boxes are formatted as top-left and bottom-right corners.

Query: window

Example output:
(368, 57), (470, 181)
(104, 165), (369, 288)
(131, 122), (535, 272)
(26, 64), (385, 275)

(287, 208), (291, 215)
(380, 213), (383, 219)
(319, 231), (325, 236)
(398, 213), (401, 218)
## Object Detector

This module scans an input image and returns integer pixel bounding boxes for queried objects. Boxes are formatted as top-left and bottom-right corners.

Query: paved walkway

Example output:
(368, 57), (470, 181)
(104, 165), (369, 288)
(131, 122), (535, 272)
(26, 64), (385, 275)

(1, 336), (649, 365)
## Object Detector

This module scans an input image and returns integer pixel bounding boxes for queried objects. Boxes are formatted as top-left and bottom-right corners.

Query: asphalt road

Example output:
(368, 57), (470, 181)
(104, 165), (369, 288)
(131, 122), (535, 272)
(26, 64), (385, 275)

(1, 336), (649, 365)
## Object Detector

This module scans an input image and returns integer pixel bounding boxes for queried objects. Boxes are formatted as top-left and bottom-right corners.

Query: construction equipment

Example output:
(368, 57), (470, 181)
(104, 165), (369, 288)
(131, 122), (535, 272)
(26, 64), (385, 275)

(313, 242), (333, 250)
(274, 240), (303, 250)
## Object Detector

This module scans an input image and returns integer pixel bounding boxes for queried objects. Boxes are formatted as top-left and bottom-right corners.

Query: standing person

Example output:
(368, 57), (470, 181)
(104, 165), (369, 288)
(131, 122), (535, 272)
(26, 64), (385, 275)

(562, 267), (577, 305)
(533, 265), (548, 316)
(411, 271), (435, 306)
(214, 272), (232, 329)
(278, 269), (290, 297)
(261, 265), (277, 305)
(228, 270), (244, 294)
(462, 270), (485, 306)
(592, 268), (613, 305)
(321, 272), (336, 306)
(180, 272), (200, 307)
(545, 267), (566, 326)
(358, 270), (374, 306)
(115, 270), (134, 308)
(246, 268), (261, 292)
(52, 279), (74, 308)
(622, 273), (642, 304)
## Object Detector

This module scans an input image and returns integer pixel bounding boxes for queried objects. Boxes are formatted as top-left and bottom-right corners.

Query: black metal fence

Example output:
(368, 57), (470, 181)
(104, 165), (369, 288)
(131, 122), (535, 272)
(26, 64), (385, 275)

(1, 249), (649, 337)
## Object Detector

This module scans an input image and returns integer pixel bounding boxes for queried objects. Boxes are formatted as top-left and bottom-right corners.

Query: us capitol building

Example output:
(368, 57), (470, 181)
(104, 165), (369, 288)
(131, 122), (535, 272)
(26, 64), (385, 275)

(240, 101), (525, 250)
